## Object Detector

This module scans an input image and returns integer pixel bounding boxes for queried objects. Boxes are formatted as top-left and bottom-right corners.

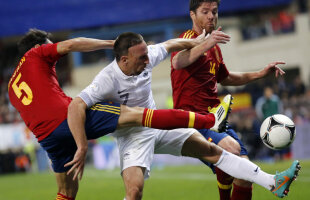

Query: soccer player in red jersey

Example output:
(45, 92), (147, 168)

(171, 1), (286, 200)
(8, 28), (230, 200)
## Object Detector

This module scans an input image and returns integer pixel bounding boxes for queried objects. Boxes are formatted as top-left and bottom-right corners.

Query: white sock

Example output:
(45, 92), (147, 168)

(214, 150), (275, 190)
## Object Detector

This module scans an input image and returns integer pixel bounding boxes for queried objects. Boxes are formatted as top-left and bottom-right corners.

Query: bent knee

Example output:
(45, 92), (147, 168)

(127, 186), (143, 200)
(218, 136), (241, 156)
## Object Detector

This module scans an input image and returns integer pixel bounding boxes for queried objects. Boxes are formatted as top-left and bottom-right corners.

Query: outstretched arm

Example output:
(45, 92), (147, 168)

(57, 38), (114, 55)
(164, 27), (229, 54)
(221, 61), (286, 86)
(172, 27), (230, 70)
(64, 97), (88, 181)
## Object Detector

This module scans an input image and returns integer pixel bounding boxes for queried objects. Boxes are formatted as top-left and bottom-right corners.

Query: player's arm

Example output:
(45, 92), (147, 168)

(162, 30), (207, 53)
(64, 97), (89, 181)
(221, 61), (286, 86)
(172, 27), (230, 70)
(57, 38), (115, 55)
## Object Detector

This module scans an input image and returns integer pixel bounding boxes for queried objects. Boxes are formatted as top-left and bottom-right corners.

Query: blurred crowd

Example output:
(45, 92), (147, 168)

(225, 75), (309, 160)
(241, 10), (295, 40)
(240, 0), (308, 41)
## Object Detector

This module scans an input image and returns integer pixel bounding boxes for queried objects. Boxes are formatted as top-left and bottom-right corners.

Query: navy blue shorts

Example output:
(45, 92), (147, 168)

(199, 126), (248, 173)
(39, 102), (120, 173)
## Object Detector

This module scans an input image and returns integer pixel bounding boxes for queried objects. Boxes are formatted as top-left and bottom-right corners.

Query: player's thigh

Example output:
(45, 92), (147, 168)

(217, 136), (241, 155)
(55, 172), (78, 196)
(225, 127), (248, 156)
(117, 130), (156, 178)
(85, 102), (121, 139)
(39, 120), (77, 173)
(199, 128), (243, 156)
(180, 131), (223, 163)
(154, 128), (196, 156)
(122, 166), (145, 191)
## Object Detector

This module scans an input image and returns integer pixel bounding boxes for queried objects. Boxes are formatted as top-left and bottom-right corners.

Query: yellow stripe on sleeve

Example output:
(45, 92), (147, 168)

(183, 30), (192, 39)
(187, 31), (195, 39)
(188, 111), (195, 128)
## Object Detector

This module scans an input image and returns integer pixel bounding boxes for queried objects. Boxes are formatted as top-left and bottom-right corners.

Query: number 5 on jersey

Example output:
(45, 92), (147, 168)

(12, 73), (33, 105)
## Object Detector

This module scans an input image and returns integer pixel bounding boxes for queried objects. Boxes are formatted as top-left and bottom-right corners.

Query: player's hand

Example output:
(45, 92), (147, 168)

(196, 29), (208, 43)
(260, 61), (286, 78)
(64, 147), (88, 181)
(208, 27), (230, 45)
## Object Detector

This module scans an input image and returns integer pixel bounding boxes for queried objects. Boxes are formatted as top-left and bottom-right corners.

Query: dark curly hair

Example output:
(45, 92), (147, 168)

(114, 32), (144, 62)
(17, 28), (52, 55)
(189, 0), (221, 12)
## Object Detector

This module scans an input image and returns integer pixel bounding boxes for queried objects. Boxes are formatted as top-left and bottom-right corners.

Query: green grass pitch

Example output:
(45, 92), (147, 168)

(0, 160), (309, 200)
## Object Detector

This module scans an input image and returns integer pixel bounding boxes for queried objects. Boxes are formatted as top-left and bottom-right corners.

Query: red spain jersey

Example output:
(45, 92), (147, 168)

(8, 43), (72, 141)
(170, 30), (229, 115)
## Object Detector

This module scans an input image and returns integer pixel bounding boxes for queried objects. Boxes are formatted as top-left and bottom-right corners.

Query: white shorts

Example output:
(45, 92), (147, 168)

(115, 127), (196, 178)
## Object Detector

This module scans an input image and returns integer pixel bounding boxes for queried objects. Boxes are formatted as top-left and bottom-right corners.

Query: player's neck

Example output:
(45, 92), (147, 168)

(192, 25), (202, 35)
(117, 61), (132, 76)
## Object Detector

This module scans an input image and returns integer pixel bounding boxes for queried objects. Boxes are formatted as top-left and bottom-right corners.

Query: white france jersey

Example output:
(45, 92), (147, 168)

(79, 44), (168, 136)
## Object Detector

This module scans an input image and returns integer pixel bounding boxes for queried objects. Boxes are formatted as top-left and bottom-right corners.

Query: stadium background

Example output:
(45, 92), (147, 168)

(0, 0), (309, 199)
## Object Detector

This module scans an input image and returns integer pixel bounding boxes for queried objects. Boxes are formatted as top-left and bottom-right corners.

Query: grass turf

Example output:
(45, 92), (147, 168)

(0, 159), (309, 200)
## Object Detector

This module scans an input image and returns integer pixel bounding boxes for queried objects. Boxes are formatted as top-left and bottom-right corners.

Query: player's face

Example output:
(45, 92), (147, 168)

(190, 2), (218, 34)
(127, 42), (149, 76)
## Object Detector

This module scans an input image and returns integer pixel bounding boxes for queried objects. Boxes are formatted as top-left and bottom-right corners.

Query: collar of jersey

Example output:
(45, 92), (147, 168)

(112, 59), (136, 80)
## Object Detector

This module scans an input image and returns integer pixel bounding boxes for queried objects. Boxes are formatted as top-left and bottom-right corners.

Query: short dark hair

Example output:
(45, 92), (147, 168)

(114, 32), (144, 61)
(189, 0), (221, 12)
(17, 28), (51, 55)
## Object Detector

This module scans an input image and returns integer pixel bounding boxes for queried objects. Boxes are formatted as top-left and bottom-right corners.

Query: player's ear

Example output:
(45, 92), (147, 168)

(120, 55), (128, 65)
(190, 11), (196, 20)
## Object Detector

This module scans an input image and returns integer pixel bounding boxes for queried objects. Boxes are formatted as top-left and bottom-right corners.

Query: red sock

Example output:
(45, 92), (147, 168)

(215, 167), (233, 200)
(142, 108), (215, 129)
(231, 183), (252, 200)
(56, 193), (75, 200)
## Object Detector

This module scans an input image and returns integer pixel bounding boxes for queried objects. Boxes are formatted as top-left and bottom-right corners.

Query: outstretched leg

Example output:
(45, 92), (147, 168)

(118, 94), (232, 131)
(181, 132), (301, 198)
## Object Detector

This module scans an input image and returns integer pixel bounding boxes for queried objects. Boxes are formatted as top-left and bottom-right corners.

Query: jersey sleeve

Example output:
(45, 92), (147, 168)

(36, 43), (62, 64)
(215, 45), (229, 83)
(217, 63), (229, 83)
(147, 44), (168, 69)
(171, 30), (193, 69)
(79, 71), (114, 108)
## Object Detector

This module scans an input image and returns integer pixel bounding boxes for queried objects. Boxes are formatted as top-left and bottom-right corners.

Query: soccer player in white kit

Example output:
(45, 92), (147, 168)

(68, 31), (300, 199)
